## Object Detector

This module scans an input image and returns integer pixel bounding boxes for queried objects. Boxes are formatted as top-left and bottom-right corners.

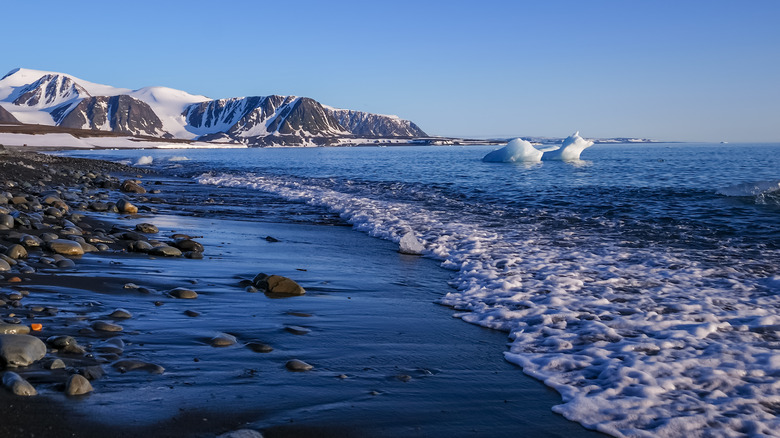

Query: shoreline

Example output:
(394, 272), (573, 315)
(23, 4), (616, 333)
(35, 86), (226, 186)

(0, 148), (606, 437)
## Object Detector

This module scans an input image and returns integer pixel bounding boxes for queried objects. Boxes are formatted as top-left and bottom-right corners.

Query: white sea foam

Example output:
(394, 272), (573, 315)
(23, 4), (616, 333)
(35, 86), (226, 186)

(135, 156), (154, 165)
(198, 172), (780, 437)
(718, 180), (780, 197)
(168, 156), (190, 162)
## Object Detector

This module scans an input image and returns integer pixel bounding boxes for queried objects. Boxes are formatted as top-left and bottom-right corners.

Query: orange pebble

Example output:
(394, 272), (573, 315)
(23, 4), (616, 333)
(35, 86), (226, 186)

(7, 277), (22, 283)
(30, 323), (42, 331)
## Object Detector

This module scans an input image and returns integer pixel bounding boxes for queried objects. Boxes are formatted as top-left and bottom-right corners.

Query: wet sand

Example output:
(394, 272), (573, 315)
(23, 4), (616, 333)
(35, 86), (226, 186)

(0, 150), (606, 437)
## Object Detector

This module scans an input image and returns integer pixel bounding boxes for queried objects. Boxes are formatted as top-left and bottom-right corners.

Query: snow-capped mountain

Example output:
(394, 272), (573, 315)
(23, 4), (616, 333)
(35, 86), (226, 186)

(326, 107), (426, 137)
(0, 68), (427, 145)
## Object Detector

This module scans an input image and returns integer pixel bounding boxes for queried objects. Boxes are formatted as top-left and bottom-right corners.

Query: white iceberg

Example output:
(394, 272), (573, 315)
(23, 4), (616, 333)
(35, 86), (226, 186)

(482, 138), (543, 163)
(542, 131), (594, 161)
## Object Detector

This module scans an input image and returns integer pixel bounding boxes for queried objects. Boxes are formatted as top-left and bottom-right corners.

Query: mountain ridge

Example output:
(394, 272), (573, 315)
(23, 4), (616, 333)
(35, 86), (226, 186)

(0, 68), (427, 146)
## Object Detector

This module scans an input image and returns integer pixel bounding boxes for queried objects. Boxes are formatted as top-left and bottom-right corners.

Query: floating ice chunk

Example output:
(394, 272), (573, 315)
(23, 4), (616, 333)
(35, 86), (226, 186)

(482, 138), (543, 163)
(543, 132), (594, 161)
(399, 232), (425, 255)
(135, 156), (153, 165)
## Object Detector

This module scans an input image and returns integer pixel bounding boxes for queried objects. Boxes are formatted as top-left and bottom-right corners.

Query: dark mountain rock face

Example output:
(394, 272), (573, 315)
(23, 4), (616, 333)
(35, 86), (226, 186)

(59, 95), (167, 137)
(327, 108), (427, 137)
(0, 106), (20, 124)
(268, 98), (345, 135)
(12, 74), (89, 107)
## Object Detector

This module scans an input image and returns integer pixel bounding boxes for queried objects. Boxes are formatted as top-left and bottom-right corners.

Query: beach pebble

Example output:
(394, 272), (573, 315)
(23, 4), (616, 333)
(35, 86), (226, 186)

(173, 239), (204, 252)
(209, 333), (237, 347)
(120, 180), (146, 194)
(183, 251), (203, 259)
(135, 223), (158, 233)
(284, 326), (310, 335)
(109, 308), (133, 319)
(2, 371), (37, 396)
(123, 283), (140, 289)
(129, 240), (153, 252)
(285, 359), (313, 372)
(19, 234), (42, 247)
(95, 338), (124, 354)
(57, 259), (76, 269)
(0, 259), (11, 271)
(246, 342), (273, 353)
(0, 324), (30, 335)
(5, 244), (27, 259)
(184, 310), (201, 317)
(46, 335), (85, 354)
(92, 321), (123, 332)
(47, 358), (66, 369)
(170, 287), (198, 299)
(116, 199), (138, 214)
(65, 374), (93, 396)
(253, 273), (306, 296)
(80, 365), (105, 380)
(48, 239), (84, 256)
(113, 359), (164, 374)
(217, 430), (264, 438)
(0, 214), (14, 229)
(0, 334), (47, 366)
(149, 245), (182, 257)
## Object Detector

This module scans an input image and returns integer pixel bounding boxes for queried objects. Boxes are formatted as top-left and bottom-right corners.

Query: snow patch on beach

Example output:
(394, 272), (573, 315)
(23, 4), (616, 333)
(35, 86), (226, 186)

(198, 172), (780, 437)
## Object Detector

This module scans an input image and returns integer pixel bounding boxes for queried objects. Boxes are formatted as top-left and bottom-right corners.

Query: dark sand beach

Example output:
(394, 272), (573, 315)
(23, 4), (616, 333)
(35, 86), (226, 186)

(0, 148), (605, 437)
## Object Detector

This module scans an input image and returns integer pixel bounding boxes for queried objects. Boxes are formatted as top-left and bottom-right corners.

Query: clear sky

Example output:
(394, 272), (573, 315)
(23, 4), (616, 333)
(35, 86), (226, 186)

(2, 0), (778, 142)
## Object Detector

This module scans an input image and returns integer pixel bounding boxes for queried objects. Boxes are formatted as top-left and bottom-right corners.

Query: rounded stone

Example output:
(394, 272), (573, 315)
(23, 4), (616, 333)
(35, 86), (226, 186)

(0, 259), (11, 272)
(149, 245), (182, 257)
(116, 199), (138, 214)
(109, 308), (133, 319)
(19, 234), (43, 247)
(209, 333), (237, 347)
(246, 341), (273, 353)
(48, 358), (66, 369)
(285, 359), (313, 372)
(253, 273), (306, 296)
(112, 359), (164, 374)
(92, 321), (123, 332)
(48, 239), (84, 256)
(65, 374), (93, 396)
(0, 334), (47, 367)
(169, 288), (198, 299)
(3, 371), (37, 396)
(0, 324), (30, 335)
(120, 180), (146, 194)
(135, 223), (158, 234)
(5, 244), (27, 260)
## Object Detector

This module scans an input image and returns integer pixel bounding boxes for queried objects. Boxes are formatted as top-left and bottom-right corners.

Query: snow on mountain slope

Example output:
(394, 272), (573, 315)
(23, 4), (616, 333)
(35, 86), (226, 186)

(325, 106), (426, 137)
(130, 87), (210, 138)
(0, 68), (428, 145)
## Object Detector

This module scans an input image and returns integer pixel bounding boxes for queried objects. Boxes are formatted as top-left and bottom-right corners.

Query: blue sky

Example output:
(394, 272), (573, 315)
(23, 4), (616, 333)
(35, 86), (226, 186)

(2, 0), (778, 141)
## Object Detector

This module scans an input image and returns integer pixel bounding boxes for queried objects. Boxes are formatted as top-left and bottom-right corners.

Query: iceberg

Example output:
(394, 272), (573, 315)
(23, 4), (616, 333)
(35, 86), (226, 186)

(482, 138), (543, 163)
(542, 131), (594, 161)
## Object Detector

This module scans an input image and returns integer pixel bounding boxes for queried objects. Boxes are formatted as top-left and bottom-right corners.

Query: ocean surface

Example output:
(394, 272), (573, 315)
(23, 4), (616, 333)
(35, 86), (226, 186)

(63, 143), (780, 437)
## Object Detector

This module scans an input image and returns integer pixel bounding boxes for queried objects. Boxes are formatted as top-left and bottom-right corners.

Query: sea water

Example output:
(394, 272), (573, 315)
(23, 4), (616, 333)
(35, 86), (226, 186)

(64, 143), (780, 437)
